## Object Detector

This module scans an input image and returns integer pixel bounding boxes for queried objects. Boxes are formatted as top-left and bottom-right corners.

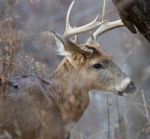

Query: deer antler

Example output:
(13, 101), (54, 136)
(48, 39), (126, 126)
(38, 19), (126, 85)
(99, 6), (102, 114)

(91, 0), (124, 40)
(63, 0), (104, 40)
(53, 0), (125, 56)
(93, 20), (124, 40)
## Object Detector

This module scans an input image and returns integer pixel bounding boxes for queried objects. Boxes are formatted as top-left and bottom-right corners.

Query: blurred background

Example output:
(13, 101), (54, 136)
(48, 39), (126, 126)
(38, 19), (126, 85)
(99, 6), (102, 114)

(0, 0), (150, 139)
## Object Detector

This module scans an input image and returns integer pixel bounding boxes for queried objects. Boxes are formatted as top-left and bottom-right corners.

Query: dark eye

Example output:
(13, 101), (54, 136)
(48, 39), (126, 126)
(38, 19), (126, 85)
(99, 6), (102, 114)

(93, 63), (104, 69)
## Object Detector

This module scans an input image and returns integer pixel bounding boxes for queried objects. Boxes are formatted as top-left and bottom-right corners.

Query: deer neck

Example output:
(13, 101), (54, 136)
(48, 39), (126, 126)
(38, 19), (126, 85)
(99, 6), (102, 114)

(50, 58), (90, 124)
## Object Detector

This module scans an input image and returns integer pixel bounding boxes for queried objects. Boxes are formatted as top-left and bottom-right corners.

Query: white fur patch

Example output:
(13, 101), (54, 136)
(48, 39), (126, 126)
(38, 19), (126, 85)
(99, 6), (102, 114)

(116, 78), (131, 92)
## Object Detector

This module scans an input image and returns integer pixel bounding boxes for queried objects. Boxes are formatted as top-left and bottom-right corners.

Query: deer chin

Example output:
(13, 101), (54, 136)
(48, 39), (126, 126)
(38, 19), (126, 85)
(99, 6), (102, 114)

(115, 78), (136, 96)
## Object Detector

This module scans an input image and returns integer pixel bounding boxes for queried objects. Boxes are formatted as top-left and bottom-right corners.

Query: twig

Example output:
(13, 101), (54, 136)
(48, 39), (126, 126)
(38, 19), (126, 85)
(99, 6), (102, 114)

(0, 17), (21, 98)
(141, 90), (150, 124)
(107, 94), (111, 139)
(116, 96), (122, 139)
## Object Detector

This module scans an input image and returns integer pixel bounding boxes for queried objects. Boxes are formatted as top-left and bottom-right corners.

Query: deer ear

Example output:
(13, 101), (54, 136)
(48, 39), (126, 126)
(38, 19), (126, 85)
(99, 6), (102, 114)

(52, 31), (71, 56)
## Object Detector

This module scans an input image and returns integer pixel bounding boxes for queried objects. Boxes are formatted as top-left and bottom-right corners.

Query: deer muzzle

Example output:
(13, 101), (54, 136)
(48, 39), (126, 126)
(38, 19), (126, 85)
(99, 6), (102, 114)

(116, 78), (136, 96)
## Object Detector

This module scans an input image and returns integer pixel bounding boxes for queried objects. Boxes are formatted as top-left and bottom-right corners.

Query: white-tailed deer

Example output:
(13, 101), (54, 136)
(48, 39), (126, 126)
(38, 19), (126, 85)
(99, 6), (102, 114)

(0, 1), (135, 139)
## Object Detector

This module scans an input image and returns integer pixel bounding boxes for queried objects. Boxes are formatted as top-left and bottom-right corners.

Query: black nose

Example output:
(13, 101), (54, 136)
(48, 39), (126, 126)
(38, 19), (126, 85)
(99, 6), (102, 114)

(125, 81), (136, 94)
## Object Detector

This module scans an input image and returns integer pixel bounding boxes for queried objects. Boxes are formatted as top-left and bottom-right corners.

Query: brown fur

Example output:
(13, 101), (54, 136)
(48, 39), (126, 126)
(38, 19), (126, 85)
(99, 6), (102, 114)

(0, 45), (107, 139)
(0, 41), (134, 139)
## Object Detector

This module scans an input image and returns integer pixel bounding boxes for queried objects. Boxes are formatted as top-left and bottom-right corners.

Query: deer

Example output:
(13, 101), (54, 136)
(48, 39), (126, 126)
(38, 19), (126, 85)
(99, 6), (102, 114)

(0, 0), (135, 139)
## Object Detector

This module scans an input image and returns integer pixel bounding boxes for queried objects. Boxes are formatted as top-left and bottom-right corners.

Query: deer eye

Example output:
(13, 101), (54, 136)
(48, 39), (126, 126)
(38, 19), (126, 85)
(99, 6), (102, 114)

(93, 63), (104, 69)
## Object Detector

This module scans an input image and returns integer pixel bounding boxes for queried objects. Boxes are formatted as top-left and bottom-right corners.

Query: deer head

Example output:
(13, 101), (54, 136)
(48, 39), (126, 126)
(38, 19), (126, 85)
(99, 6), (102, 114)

(52, 0), (135, 96)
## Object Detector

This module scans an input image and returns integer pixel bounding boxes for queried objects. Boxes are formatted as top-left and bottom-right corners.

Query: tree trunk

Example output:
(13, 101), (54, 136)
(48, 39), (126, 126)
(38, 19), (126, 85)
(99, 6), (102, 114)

(112, 0), (150, 42)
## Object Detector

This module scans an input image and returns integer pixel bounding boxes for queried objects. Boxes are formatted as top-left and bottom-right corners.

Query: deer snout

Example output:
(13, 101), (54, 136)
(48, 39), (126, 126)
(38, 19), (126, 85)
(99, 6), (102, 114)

(116, 78), (136, 96)
(124, 81), (135, 93)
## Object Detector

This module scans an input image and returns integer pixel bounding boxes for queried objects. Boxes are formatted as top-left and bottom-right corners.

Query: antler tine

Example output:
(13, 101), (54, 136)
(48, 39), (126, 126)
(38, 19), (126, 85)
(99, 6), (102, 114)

(87, 0), (124, 43)
(92, 0), (124, 40)
(102, 0), (106, 21)
(65, 0), (74, 30)
(64, 0), (104, 40)
(93, 20), (124, 40)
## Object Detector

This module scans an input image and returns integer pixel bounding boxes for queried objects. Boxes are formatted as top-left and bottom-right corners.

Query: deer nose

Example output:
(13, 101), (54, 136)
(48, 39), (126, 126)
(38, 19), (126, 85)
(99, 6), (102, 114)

(117, 79), (136, 96)
(125, 81), (136, 94)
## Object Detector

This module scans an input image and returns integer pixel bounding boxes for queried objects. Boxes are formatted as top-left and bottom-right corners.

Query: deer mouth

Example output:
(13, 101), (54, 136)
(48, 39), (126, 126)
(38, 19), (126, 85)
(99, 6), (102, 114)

(116, 78), (136, 96)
